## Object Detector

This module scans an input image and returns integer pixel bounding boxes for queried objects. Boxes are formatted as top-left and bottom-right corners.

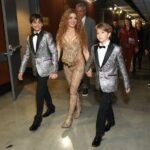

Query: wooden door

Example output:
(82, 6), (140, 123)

(0, 0), (21, 99)
(0, 0), (10, 94)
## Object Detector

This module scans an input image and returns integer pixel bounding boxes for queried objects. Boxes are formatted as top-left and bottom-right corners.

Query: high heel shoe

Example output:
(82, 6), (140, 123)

(74, 102), (81, 119)
(61, 115), (73, 128)
(73, 109), (81, 119)
(74, 111), (80, 119)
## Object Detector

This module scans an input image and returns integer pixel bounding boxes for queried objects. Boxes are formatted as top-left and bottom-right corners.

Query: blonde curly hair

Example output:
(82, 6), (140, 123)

(56, 8), (87, 49)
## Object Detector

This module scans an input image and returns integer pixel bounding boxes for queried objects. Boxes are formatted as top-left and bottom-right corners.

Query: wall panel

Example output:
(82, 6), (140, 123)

(0, 0), (10, 86)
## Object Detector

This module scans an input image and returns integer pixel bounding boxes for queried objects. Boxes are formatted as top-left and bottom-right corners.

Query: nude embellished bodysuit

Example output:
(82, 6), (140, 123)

(61, 36), (85, 121)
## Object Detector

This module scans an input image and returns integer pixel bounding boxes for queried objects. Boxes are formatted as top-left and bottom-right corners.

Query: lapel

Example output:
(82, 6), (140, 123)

(84, 17), (89, 30)
(36, 30), (44, 52)
(29, 34), (36, 55)
(84, 17), (87, 26)
(101, 42), (114, 68)
(94, 44), (101, 70)
(29, 30), (44, 55)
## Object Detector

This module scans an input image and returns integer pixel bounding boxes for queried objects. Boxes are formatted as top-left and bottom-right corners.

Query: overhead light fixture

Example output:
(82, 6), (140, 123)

(114, 4), (118, 10)
(114, 6), (117, 11)
(126, 14), (132, 19)
(86, 0), (97, 3)
(108, 7), (113, 11)
(119, 9), (123, 14)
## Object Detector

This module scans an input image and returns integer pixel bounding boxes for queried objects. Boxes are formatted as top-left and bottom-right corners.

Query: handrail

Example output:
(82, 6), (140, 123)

(9, 45), (22, 52)
(0, 45), (22, 61)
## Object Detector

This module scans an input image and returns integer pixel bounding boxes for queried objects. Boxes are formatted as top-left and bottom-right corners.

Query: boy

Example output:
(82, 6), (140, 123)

(85, 23), (130, 147)
(18, 14), (58, 131)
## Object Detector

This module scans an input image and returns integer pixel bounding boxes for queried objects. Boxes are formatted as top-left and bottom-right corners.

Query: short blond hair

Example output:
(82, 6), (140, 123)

(96, 22), (112, 33)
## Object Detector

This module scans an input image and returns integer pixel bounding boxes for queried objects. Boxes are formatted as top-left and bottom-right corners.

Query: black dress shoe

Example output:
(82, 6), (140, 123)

(42, 107), (55, 117)
(82, 88), (88, 96)
(92, 136), (102, 147)
(29, 116), (42, 131)
(105, 122), (115, 132)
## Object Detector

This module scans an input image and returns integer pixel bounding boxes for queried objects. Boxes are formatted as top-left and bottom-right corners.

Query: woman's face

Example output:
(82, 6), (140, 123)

(136, 21), (142, 29)
(124, 19), (130, 27)
(67, 13), (78, 28)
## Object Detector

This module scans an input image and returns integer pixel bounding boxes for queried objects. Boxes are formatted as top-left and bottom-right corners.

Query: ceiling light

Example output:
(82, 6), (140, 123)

(86, 0), (97, 3)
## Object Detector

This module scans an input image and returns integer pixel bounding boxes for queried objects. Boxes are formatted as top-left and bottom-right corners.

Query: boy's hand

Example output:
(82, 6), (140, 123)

(126, 88), (130, 94)
(86, 68), (93, 77)
(18, 72), (23, 80)
(49, 73), (58, 79)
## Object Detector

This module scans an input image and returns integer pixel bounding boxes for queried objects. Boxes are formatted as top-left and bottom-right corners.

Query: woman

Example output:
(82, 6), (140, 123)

(133, 20), (145, 71)
(119, 18), (138, 73)
(56, 9), (89, 128)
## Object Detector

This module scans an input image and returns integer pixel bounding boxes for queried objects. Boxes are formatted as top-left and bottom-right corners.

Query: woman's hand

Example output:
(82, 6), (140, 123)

(49, 73), (58, 79)
(86, 68), (93, 77)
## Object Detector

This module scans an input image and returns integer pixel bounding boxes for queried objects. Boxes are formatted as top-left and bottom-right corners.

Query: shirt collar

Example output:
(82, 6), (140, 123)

(99, 40), (110, 47)
(33, 30), (41, 34)
(82, 16), (86, 25)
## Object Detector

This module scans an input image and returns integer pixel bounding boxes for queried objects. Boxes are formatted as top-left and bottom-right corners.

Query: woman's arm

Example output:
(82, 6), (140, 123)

(56, 42), (62, 61)
(82, 46), (89, 62)
(84, 45), (94, 73)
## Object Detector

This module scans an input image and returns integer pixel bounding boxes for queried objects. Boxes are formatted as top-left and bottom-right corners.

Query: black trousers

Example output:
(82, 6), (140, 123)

(81, 75), (90, 89)
(35, 74), (54, 118)
(96, 92), (115, 136)
(133, 49), (144, 70)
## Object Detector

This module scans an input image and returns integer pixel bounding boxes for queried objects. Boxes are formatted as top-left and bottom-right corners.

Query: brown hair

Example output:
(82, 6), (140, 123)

(95, 22), (112, 33)
(29, 14), (43, 24)
(56, 8), (87, 49)
(124, 18), (133, 29)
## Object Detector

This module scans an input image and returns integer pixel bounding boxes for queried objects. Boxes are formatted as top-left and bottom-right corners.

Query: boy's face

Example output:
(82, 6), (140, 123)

(31, 19), (43, 32)
(96, 28), (111, 43)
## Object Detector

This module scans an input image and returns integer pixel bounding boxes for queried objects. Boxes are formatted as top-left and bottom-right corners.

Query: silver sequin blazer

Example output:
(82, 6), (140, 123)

(19, 30), (58, 77)
(85, 42), (130, 92)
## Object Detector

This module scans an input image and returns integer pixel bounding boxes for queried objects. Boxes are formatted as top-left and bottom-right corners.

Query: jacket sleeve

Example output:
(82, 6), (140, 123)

(117, 47), (130, 90)
(19, 37), (30, 73)
(46, 33), (58, 73)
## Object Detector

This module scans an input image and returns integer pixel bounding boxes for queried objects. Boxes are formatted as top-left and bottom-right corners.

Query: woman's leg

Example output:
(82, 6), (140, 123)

(62, 65), (84, 127)
(70, 67), (84, 118)
(74, 93), (81, 119)
(62, 65), (73, 128)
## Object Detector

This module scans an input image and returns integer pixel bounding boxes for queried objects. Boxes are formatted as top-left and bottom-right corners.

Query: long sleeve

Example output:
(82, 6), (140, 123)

(117, 48), (130, 90)
(46, 33), (58, 73)
(19, 37), (30, 73)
